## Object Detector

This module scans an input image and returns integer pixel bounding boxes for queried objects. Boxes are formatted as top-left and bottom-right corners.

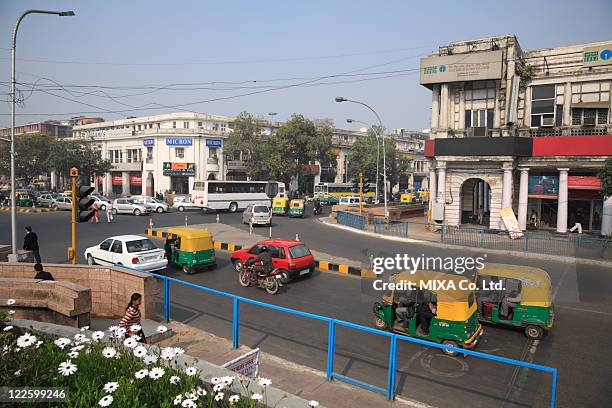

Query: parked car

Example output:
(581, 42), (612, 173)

(84, 235), (167, 271)
(172, 196), (200, 212)
(339, 196), (361, 207)
(242, 204), (272, 226)
(231, 239), (315, 281)
(112, 198), (150, 216)
(53, 196), (73, 211)
(130, 196), (169, 213)
(91, 195), (111, 211)
(38, 193), (59, 208)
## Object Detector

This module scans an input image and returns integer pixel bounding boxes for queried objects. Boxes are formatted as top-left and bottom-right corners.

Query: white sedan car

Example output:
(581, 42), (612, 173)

(172, 196), (200, 212)
(84, 235), (167, 272)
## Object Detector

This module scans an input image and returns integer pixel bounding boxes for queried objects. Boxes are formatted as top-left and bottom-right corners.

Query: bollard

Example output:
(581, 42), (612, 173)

(295, 233), (299, 241)
(216, 213), (220, 224)
(149, 217), (154, 231)
(269, 224), (272, 239)
(185, 215), (188, 227)
(249, 217), (253, 236)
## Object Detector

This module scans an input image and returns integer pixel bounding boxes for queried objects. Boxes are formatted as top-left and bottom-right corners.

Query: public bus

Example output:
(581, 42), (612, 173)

(191, 180), (286, 212)
(313, 182), (376, 203)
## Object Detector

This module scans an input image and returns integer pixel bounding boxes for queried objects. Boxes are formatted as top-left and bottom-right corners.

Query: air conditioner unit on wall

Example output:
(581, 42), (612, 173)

(583, 117), (596, 126)
(541, 117), (554, 127)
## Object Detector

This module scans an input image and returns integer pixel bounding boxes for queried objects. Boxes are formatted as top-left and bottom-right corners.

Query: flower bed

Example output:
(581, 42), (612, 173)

(1, 300), (319, 408)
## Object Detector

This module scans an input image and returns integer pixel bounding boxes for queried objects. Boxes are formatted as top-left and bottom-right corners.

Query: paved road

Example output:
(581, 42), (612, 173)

(1, 207), (611, 407)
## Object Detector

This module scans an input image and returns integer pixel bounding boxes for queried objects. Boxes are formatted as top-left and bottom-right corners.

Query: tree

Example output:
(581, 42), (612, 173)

(48, 140), (111, 186)
(347, 126), (397, 195)
(223, 111), (269, 179)
(598, 158), (612, 197)
(0, 134), (55, 185)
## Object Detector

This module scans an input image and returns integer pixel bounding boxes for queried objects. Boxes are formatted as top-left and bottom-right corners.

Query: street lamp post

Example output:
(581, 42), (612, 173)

(267, 112), (277, 134)
(347, 118), (380, 203)
(8, 9), (75, 262)
(336, 97), (388, 218)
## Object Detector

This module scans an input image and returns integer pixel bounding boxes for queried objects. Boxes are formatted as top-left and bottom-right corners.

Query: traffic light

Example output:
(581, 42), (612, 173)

(362, 177), (371, 194)
(77, 185), (95, 222)
(352, 179), (360, 193)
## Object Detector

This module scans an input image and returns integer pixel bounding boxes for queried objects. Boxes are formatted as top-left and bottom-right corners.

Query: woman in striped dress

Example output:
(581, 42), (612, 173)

(119, 293), (147, 343)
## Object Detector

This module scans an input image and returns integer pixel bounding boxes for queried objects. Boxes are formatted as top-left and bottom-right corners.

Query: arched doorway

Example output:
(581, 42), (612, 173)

(207, 173), (217, 180)
(460, 178), (491, 226)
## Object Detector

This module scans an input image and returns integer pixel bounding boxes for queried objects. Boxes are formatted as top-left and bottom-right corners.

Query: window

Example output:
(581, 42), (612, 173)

(465, 109), (493, 130)
(288, 244), (311, 259)
(198, 121), (203, 127)
(253, 205), (269, 213)
(146, 147), (153, 159)
(209, 147), (217, 159)
(233, 151), (241, 161)
(172, 121), (177, 129)
(110, 150), (123, 163)
(268, 245), (280, 258)
(530, 84), (557, 127)
(279, 247), (286, 259)
(571, 108), (609, 125)
(100, 239), (113, 251)
(126, 239), (157, 253)
(137, 125), (142, 131)
(126, 149), (141, 163)
(148, 123), (153, 129)
(184, 122), (189, 129)
(220, 123), (227, 132)
(175, 147), (185, 159)
(111, 240), (123, 254)
(248, 244), (265, 255)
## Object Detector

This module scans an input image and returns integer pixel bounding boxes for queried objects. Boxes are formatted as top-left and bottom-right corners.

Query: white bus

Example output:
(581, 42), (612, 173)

(191, 180), (286, 212)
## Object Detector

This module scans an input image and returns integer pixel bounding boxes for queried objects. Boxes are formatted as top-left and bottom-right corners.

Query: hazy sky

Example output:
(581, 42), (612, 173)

(1, 0), (611, 131)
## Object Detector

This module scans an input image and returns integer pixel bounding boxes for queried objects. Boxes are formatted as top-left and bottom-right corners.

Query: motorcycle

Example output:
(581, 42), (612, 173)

(238, 261), (286, 295)
(313, 204), (323, 215)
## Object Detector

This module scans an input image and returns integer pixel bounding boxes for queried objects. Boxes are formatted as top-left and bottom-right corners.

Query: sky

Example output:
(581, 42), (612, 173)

(1, 0), (611, 131)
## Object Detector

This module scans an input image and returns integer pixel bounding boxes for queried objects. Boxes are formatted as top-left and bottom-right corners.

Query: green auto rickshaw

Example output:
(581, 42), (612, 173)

(289, 199), (305, 218)
(15, 192), (34, 207)
(164, 227), (216, 274)
(373, 270), (483, 356)
(475, 263), (553, 340)
(272, 197), (289, 216)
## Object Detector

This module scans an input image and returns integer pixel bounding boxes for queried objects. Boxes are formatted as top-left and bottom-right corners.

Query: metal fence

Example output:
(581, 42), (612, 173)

(337, 211), (366, 230)
(116, 264), (559, 406)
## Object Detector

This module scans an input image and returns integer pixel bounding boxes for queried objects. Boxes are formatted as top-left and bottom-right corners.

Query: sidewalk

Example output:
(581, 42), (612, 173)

(147, 223), (368, 276)
(158, 320), (429, 408)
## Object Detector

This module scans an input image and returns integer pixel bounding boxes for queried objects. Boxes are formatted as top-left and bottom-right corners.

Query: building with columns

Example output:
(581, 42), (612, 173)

(422, 35), (612, 234)
(72, 112), (234, 196)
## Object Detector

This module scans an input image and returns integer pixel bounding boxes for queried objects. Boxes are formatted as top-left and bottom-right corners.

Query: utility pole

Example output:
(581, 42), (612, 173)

(69, 167), (78, 264)
(359, 172), (363, 215)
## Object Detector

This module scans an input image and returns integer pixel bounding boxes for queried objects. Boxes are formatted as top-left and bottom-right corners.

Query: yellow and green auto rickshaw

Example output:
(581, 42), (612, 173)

(289, 199), (305, 218)
(475, 264), (553, 340)
(15, 192), (34, 207)
(400, 193), (416, 206)
(164, 227), (216, 274)
(373, 270), (483, 356)
(272, 197), (289, 216)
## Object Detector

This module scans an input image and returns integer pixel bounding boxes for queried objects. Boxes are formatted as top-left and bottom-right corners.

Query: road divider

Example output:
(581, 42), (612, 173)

(0, 206), (56, 213)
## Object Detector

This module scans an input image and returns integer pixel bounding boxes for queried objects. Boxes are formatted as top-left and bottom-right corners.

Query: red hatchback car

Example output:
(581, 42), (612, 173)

(231, 239), (316, 281)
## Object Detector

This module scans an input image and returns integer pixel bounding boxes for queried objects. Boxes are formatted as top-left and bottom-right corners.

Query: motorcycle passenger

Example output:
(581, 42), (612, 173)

(313, 198), (322, 215)
(246, 245), (275, 280)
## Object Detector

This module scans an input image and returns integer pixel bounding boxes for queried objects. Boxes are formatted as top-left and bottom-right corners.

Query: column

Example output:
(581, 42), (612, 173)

(473, 184), (478, 215)
(502, 163), (514, 209)
(122, 171), (130, 196)
(437, 162), (446, 203)
(104, 173), (112, 197)
(431, 84), (440, 130)
(439, 84), (449, 131)
(601, 196), (612, 236)
(517, 167), (530, 230)
(563, 82), (572, 126)
(557, 168), (569, 234)
(478, 181), (484, 209)
(458, 86), (466, 131)
(429, 165), (437, 203)
(484, 183), (490, 213)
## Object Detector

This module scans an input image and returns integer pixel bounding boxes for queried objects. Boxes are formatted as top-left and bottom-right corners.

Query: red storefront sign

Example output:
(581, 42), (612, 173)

(532, 136), (612, 156)
(111, 174), (122, 186)
(129, 173), (142, 186)
(568, 176), (601, 190)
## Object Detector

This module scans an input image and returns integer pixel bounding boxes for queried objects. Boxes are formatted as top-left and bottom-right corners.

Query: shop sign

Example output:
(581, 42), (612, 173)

(143, 138), (155, 147)
(206, 139), (222, 147)
(528, 175), (559, 198)
(582, 43), (612, 67)
(222, 348), (260, 379)
(420, 50), (503, 85)
(111, 174), (123, 186)
(163, 162), (195, 176)
(165, 137), (192, 146)
(500, 207), (524, 239)
(129, 173), (142, 186)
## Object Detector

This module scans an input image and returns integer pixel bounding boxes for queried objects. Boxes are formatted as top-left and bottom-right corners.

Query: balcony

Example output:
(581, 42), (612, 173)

(226, 160), (247, 171)
(133, 128), (229, 137)
(110, 161), (142, 172)
(525, 125), (611, 138)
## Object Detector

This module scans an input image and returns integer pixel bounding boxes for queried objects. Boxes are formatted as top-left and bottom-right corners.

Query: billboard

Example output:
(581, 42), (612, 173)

(582, 43), (612, 67)
(420, 50), (503, 85)
(165, 137), (193, 146)
(163, 162), (195, 177)
(528, 175), (559, 198)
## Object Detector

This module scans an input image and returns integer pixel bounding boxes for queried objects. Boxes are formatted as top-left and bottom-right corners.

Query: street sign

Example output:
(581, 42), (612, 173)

(221, 348), (260, 379)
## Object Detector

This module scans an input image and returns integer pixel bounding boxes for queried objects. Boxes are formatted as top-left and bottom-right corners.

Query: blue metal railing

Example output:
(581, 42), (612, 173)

(116, 264), (558, 406)
(336, 211), (366, 230)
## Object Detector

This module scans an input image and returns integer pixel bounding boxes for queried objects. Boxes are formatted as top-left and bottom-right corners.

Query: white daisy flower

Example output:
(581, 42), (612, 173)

(251, 393), (263, 401)
(17, 333), (37, 348)
(229, 395), (240, 404)
(184, 391), (196, 400)
(144, 354), (157, 365)
(149, 367), (165, 380)
(211, 377), (221, 385)
(2, 345), (10, 355)
(169, 375), (180, 384)
(107, 325), (119, 332)
(257, 377), (272, 387)
(130, 324), (142, 332)
(35, 340), (43, 348)
(213, 383), (224, 392)
(98, 395), (113, 407)
(14, 369), (21, 376)
(123, 337), (138, 349)
(113, 327), (126, 338)
(6, 299), (16, 305)
(3, 326), (13, 332)
(160, 347), (176, 361)
(173, 347), (185, 356)
(308, 400), (320, 407)
(214, 392), (224, 402)
(157, 325), (168, 333)
(196, 387), (207, 397)
(103, 382), (119, 393)
(54, 338), (71, 349)
(221, 375), (235, 386)
(73, 333), (86, 342)
(102, 347), (117, 358)
(181, 399), (196, 408)
(8, 310), (15, 315)
(68, 351), (79, 359)
(58, 360), (77, 376)
(132, 334), (142, 342)
(133, 346), (147, 358)
(134, 369), (149, 379)
(71, 345), (85, 352)
(92, 331), (105, 341)
(173, 394), (183, 405)
(184, 366), (197, 376)
(80, 325), (90, 332)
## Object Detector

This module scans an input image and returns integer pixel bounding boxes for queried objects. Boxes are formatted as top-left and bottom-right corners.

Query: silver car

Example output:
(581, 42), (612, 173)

(38, 193), (59, 208)
(112, 198), (150, 216)
(242, 204), (272, 226)
(53, 196), (73, 210)
(130, 196), (169, 213)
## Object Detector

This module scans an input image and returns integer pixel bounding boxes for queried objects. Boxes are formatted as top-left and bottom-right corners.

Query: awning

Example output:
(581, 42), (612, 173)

(568, 176), (601, 190)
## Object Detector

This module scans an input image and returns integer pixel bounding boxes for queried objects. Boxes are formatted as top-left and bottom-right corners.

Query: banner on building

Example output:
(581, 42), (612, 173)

(165, 137), (193, 146)
(420, 50), (503, 85)
(528, 175), (559, 198)
(163, 162), (195, 177)
(111, 174), (123, 186)
(582, 43), (612, 67)
(500, 207), (524, 239)
(129, 173), (142, 186)
(143, 138), (155, 147)
(221, 348), (260, 379)
(206, 139), (222, 147)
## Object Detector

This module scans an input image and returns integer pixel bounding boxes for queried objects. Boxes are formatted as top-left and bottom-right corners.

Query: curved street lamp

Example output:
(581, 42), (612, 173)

(8, 9), (75, 261)
(336, 97), (388, 218)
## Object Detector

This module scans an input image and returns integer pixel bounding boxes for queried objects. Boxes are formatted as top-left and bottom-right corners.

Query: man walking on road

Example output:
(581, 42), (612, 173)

(23, 226), (41, 264)
(106, 200), (114, 223)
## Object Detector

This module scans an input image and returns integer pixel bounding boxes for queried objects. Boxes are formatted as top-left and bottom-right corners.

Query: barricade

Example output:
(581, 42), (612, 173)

(336, 211), (366, 230)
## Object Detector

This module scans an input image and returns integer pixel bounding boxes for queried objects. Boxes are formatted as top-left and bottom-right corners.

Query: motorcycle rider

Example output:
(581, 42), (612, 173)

(246, 245), (274, 282)
(313, 197), (322, 215)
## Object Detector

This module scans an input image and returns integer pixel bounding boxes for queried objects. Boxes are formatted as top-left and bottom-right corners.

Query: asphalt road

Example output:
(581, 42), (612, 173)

(1, 206), (611, 407)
